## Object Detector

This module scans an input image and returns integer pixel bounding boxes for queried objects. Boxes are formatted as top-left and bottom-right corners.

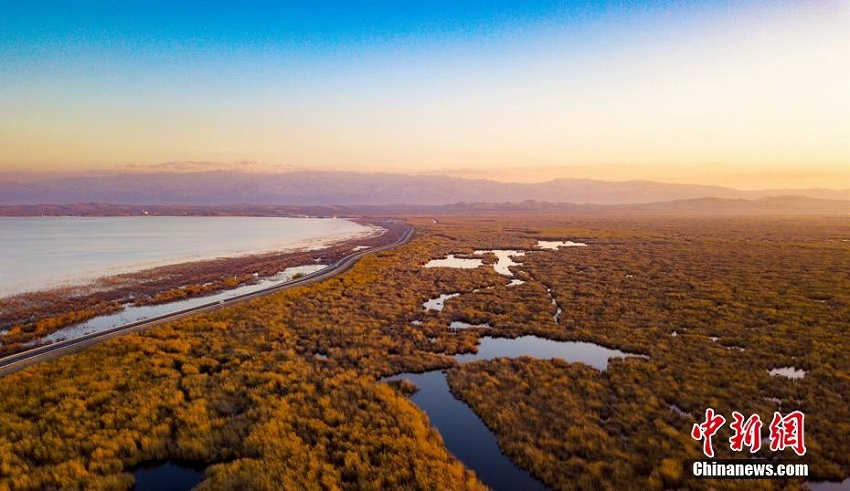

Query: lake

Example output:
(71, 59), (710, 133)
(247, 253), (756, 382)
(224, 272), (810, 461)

(0, 216), (369, 297)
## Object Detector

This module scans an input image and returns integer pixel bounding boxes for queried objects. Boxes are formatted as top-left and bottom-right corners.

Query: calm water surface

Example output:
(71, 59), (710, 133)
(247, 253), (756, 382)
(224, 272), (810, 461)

(388, 370), (548, 491)
(125, 334), (642, 490)
(0, 216), (368, 296)
(33, 265), (326, 345)
(132, 461), (205, 491)
(457, 336), (640, 371)
(385, 336), (645, 491)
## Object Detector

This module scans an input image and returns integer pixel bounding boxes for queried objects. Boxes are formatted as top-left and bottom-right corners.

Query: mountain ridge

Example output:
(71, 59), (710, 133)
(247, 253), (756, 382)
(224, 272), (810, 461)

(2, 195), (849, 217)
(1, 170), (849, 206)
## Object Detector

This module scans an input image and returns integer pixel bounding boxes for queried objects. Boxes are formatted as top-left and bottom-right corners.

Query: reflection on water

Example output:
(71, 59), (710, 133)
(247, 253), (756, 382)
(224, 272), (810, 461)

(422, 293), (460, 312)
(536, 240), (587, 250)
(449, 321), (491, 329)
(33, 265), (326, 345)
(769, 367), (807, 379)
(386, 371), (547, 491)
(424, 255), (483, 269)
(457, 336), (642, 371)
(545, 287), (562, 325)
(473, 250), (525, 277)
(425, 243), (586, 281)
(0, 216), (369, 297)
(384, 335), (645, 491)
(132, 461), (205, 491)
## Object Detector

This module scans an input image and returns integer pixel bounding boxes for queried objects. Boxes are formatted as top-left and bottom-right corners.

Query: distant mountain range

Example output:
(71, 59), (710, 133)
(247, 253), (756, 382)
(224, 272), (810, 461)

(1, 170), (849, 208)
(3, 196), (850, 217)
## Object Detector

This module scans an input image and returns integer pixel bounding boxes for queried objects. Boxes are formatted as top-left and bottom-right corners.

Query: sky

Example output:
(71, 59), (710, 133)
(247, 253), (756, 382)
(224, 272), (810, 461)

(1, 0), (848, 189)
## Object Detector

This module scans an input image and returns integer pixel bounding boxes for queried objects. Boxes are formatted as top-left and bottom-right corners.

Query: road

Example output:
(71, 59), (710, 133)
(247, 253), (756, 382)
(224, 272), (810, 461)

(0, 225), (414, 377)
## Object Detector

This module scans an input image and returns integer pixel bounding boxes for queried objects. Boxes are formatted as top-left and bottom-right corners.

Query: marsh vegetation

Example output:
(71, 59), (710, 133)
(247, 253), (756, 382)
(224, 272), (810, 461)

(0, 214), (847, 490)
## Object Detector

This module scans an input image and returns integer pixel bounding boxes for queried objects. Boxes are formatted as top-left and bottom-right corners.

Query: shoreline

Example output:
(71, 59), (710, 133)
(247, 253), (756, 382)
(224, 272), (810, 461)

(0, 225), (415, 376)
(0, 218), (405, 355)
(0, 216), (382, 298)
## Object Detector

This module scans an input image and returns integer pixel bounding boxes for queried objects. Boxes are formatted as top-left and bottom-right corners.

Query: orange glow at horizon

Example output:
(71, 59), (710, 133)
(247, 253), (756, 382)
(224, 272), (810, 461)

(0, 1), (847, 190)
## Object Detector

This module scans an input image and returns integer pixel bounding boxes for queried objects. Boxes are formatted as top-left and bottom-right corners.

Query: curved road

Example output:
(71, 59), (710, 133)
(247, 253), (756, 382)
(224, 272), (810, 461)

(0, 225), (414, 377)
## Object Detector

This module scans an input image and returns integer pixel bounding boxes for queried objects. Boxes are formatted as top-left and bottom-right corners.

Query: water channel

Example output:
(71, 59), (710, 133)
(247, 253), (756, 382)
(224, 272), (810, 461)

(384, 335), (644, 491)
(25, 265), (327, 345)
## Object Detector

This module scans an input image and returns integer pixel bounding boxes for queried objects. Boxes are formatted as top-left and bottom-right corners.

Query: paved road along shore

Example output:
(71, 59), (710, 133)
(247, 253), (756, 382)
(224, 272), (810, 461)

(0, 225), (415, 377)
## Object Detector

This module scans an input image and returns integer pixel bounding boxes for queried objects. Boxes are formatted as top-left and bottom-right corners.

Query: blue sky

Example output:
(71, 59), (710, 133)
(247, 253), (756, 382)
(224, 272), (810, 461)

(1, 1), (848, 188)
(2, 1), (654, 48)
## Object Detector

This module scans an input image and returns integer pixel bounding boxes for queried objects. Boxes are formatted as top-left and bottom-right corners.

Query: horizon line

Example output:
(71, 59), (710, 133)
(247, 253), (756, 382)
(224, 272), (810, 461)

(0, 167), (848, 193)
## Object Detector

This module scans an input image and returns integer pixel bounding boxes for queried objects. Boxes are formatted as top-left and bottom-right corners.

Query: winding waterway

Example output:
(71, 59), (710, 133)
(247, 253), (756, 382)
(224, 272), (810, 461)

(384, 335), (644, 491)
(124, 335), (643, 490)
(63, 236), (658, 489)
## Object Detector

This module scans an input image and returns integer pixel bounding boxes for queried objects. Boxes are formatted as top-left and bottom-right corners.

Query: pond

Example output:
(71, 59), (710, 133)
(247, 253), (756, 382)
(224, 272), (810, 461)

(422, 293), (460, 312)
(536, 240), (587, 250)
(424, 255), (484, 269)
(456, 336), (642, 371)
(769, 367), (807, 379)
(131, 461), (205, 490)
(384, 335), (645, 490)
(425, 250), (526, 277)
(449, 321), (491, 329)
(473, 250), (525, 277)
